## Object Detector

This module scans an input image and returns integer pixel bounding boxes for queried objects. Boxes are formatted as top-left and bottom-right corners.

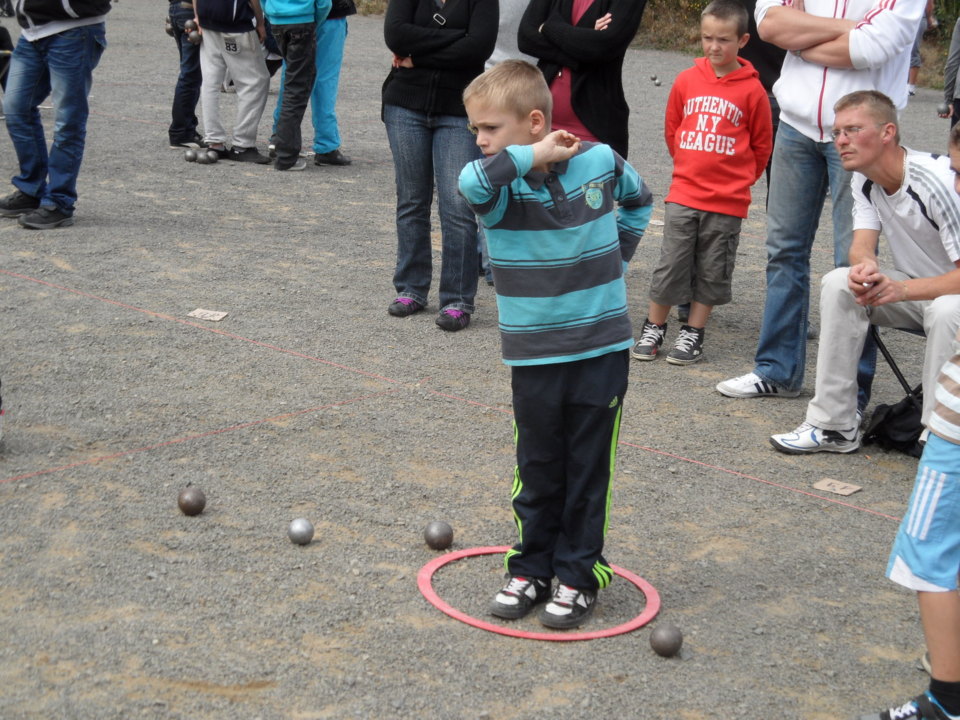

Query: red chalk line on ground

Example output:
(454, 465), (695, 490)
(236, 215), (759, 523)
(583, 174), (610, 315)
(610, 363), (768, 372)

(417, 546), (660, 642)
(0, 269), (903, 522)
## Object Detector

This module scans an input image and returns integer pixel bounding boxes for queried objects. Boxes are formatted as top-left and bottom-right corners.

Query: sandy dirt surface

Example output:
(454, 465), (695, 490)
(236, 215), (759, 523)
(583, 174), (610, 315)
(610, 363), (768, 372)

(0, 4), (951, 718)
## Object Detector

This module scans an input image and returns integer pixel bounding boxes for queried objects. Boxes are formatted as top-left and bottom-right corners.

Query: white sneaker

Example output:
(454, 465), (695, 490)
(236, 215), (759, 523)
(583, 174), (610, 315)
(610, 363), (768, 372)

(716, 372), (800, 398)
(770, 421), (859, 454)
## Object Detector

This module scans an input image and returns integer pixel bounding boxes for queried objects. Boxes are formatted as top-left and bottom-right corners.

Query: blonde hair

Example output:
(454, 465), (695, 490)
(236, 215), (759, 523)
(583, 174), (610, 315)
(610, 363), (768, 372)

(834, 90), (900, 143)
(463, 60), (553, 126)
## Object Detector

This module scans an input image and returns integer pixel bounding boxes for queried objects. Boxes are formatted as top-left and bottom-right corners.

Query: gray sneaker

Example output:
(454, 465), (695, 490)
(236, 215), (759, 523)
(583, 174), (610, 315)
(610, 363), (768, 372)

(631, 320), (667, 361)
(276, 158), (307, 172)
(666, 325), (704, 365)
(0, 189), (41, 218)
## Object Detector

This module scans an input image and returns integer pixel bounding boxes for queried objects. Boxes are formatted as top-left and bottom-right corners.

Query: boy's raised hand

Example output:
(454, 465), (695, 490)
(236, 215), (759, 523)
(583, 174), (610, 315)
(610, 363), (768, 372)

(532, 130), (581, 168)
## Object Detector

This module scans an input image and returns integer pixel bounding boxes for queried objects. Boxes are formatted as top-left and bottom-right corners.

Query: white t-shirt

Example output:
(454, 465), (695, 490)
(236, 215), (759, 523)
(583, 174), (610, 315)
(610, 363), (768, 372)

(852, 148), (960, 279)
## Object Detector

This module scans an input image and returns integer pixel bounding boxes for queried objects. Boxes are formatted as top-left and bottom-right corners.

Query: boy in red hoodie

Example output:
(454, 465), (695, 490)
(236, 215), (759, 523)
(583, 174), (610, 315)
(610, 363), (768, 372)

(632, 0), (771, 365)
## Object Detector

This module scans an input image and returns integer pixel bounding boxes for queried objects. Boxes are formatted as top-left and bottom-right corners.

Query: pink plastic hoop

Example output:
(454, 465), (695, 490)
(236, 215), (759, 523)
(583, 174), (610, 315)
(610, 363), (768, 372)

(417, 545), (661, 642)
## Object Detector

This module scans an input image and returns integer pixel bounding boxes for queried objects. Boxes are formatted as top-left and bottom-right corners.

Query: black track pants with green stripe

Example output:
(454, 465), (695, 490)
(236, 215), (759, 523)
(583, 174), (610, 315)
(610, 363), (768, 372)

(505, 349), (629, 591)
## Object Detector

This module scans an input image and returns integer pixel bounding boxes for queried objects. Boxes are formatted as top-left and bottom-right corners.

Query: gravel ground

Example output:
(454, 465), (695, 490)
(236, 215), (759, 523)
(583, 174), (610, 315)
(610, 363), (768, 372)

(0, 5), (952, 719)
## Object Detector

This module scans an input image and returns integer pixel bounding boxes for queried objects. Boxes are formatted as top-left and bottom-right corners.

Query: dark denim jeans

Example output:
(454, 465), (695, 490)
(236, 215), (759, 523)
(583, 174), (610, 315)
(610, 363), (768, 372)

(270, 22), (316, 168)
(384, 104), (479, 313)
(168, 2), (202, 144)
(3, 23), (106, 214)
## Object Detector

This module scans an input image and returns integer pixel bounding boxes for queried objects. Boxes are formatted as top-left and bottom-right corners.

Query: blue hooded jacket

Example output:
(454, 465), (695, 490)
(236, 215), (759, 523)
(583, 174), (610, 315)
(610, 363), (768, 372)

(263, 0), (330, 25)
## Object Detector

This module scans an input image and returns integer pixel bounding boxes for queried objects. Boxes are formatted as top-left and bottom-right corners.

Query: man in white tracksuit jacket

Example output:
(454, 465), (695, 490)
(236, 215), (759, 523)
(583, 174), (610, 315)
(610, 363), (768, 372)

(716, 0), (925, 403)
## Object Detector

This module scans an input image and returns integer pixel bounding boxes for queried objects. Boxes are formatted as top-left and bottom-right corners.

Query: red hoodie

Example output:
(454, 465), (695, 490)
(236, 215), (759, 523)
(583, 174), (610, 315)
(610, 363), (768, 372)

(664, 56), (772, 219)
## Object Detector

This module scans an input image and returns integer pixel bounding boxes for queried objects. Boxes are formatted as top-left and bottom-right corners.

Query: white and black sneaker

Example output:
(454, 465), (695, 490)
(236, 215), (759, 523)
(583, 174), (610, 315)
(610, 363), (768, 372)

(716, 371), (800, 398)
(666, 325), (704, 365)
(490, 575), (551, 619)
(538, 583), (596, 629)
(858, 692), (957, 720)
(631, 320), (667, 361)
(770, 421), (859, 454)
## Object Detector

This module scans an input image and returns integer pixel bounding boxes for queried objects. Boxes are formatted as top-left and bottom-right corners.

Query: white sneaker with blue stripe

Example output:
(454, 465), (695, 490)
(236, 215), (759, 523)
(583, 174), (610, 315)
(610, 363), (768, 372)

(770, 421), (859, 454)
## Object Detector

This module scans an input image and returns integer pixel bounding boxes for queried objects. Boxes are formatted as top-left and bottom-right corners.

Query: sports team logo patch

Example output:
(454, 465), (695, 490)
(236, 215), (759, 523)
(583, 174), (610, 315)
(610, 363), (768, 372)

(584, 183), (603, 210)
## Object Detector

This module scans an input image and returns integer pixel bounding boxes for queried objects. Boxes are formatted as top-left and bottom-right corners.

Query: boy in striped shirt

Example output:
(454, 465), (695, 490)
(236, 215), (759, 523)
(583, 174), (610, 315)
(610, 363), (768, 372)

(458, 60), (652, 629)
(861, 123), (960, 720)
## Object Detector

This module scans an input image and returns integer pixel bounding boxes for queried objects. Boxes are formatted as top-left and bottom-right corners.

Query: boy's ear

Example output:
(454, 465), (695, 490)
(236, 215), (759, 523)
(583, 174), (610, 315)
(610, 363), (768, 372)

(528, 109), (547, 135)
(738, 32), (750, 50)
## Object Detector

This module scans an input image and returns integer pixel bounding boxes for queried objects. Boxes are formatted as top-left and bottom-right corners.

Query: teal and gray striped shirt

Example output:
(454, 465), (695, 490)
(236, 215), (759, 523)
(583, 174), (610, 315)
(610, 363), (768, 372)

(459, 142), (653, 366)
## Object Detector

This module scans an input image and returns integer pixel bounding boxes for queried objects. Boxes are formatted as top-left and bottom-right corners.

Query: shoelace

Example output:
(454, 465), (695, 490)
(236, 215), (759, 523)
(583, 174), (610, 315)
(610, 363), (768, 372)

(552, 584), (579, 607)
(502, 576), (537, 599)
(887, 701), (921, 720)
(639, 323), (663, 346)
(673, 328), (701, 353)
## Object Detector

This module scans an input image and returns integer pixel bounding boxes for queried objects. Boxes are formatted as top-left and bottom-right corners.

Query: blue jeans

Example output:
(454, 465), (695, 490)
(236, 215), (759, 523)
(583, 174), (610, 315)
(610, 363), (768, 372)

(383, 104), (479, 313)
(272, 17), (348, 154)
(3, 23), (106, 214)
(755, 120), (877, 400)
(168, 2), (202, 144)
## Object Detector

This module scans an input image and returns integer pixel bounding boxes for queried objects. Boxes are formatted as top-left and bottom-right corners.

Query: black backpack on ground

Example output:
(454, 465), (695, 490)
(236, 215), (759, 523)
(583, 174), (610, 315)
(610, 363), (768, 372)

(861, 384), (924, 458)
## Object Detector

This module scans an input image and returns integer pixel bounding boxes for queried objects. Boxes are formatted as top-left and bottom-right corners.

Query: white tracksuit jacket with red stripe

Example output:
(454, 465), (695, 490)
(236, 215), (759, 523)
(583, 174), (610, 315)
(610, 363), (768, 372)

(755, 0), (925, 143)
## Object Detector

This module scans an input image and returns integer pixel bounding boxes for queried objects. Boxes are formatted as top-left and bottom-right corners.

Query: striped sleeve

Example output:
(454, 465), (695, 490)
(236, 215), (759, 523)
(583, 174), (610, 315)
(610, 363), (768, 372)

(911, 159), (960, 263)
(612, 151), (653, 263)
(930, 352), (960, 443)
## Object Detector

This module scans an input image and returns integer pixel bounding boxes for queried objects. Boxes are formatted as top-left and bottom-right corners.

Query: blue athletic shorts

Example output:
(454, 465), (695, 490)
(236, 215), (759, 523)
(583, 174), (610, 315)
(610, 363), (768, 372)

(887, 433), (960, 592)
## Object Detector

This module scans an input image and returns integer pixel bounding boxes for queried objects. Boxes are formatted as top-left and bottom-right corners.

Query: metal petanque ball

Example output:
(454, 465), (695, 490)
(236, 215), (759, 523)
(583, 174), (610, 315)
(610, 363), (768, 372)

(649, 623), (683, 657)
(184, 18), (197, 32)
(195, 152), (210, 165)
(288, 518), (314, 545)
(654, 80), (662, 87)
(939, 103), (950, 116)
(423, 521), (453, 550)
(177, 486), (206, 516)
(205, 149), (219, 163)
(184, 148), (197, 162)
(187, 30), (201, 45)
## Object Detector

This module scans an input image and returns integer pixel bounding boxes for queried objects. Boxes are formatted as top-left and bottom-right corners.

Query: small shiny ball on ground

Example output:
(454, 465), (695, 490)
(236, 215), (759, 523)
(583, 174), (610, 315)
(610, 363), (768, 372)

(177, 486), (206, 516)
(650, 623), (683, 657)
(654, 80), (662, 87)
(288, 518), (314, 545)
(195, 152), (210, 165)
(424, 521), (453, 550)
(184, 148), (197, 162)
(205, 150), (219, 163)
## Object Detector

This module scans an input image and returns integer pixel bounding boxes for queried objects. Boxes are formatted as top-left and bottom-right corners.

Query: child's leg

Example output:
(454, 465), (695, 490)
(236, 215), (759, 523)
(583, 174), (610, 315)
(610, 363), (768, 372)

(876, 433), (960, 717)
(919, 590), (960, 681)
(648, 202), (697, 312)
(687, 302), (713, 330)
(505, 363), (566, 581)
(647, 300), (670, 326)
(223, 32), (269, 149)
(691, 210), (741, 318)
(552, 350), (629, 590)
(198, 30), (228, 146)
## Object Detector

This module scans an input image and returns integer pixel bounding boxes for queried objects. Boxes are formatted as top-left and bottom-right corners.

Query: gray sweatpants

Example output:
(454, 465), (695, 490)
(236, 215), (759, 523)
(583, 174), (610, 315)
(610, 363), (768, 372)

(807, 267), (960, 431)
(199, 28), (269, 149)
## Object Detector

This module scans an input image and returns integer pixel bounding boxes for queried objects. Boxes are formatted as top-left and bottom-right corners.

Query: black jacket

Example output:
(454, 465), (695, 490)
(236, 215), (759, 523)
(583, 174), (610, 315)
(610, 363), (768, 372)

(197, 0), (257, 33)
(518, 0), (646, 159)
(382, 0), (497, 118)
(329, 0), (356, 20)
(14, 0), (111, 30)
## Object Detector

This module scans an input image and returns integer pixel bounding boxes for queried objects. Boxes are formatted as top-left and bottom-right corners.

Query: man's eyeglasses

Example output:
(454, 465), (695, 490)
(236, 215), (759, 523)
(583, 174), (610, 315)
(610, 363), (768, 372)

(830, 123), (885, 141)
